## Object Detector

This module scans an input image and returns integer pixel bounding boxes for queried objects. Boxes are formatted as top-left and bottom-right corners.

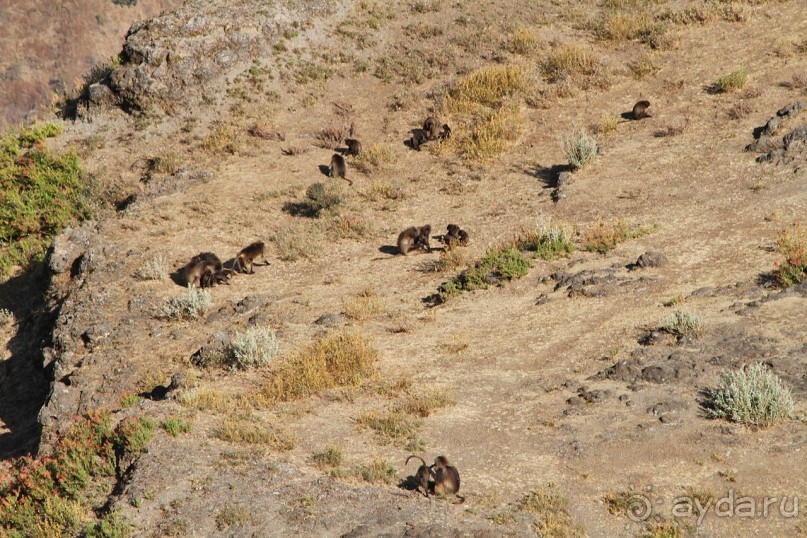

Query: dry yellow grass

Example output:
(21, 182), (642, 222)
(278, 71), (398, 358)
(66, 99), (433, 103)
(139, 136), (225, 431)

(353, 143), (397, 173)
(342, 287), (385, 321)
(505, 26), (540, 55)
(394, 386), (455, 417)
(263, 331), (378, 401)
(212, 418), (296, 450)
(444, 64), (526, 113)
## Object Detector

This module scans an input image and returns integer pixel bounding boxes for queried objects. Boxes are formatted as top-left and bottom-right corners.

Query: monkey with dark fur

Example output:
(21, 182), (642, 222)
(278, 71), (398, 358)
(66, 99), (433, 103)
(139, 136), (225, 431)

(182, 252), (229, 288)
(423, 116), (441, 140)
(234, 241), (269, 274)
(442, 224), (469, 248)
(431, 455), (463, 502)
(329, 153), (353, 185)
(344, 138), (362, 156)
(632, 100), (652, 120)
(397, 225), (432, 255)
(405, 455), (432, 498)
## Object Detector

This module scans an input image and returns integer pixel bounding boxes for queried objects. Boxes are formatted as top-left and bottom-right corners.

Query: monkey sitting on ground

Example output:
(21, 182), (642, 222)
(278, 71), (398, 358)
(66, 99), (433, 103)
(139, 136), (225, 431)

(423, 116), (441, 140)
(182, 252), (224, 288)
(431, 456), (463, 501)
(329, 153), (353, 185)
(439, 124), (451, 140)
(410, 130), (428, 151)
(442, 224), (469, 248)
(234, 241), (269, 274)
(397, 225), (432, 255)
(200, 267), (232, 288)
(632, 100), (652, 120)
(344, 138), (362, 156)
(406, 455), (432, 498)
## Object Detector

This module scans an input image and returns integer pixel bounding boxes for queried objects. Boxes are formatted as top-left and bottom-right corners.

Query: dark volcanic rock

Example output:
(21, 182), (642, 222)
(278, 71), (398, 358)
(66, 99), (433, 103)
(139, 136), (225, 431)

(635, 251), (668, 269)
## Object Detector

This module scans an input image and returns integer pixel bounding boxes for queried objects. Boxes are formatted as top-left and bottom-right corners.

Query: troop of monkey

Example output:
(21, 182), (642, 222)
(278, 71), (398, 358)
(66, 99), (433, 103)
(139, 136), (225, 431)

(396, 223), (470, 256)
(180, 241), (268, 288)
(406, 455), (462, 501)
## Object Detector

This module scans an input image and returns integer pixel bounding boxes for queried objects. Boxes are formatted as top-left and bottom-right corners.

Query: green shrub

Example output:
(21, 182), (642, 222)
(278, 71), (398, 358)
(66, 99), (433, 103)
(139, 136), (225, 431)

(161, 418), (192, 437)
(115, 416), (156, 455)
(0, 123), (93, 277)
(707, 363), (794, 426)
(560, 130), (598, 169)
(84, 511), (132, 538)
(224, 327), (280, 369)
(439, 246), (531, 301)
(160, 286), (212, 320)
(356, 458), (397, 484)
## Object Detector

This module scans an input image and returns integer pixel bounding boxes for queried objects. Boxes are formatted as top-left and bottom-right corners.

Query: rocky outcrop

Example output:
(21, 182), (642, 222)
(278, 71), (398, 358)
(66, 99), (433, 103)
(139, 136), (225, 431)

(104, 0), (341, 113)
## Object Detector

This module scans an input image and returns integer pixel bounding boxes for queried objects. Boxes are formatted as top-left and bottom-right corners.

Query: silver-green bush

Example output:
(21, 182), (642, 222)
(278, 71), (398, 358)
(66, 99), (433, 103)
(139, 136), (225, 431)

(708, 363), (794, 426)
(135, 254), (169, 281)
(225, 327), (279, 369)
(560, 130), (599, 170)
(160, 286), (212, 320)
(660, 310), (702, 337)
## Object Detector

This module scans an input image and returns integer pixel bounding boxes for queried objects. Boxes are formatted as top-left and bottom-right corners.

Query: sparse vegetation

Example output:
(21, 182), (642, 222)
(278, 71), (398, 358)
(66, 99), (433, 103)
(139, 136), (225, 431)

(394, 386), (455, 417)
(161, 418), (193, 437)
(506, 26), (540, 55)
(441, 65), (527, 161)
(438, 245), (531, 301)
(215, 504), (253, 530)
(515, 216), (576, 260)
(202, 123), (240, 154)
(595, 114), (620, 137)
(312, 446), (343, 468)
(356, 458), (398, 484)
(0, 123), (93, 277)
(541, 43), (608, 89)
(707, 363), (794, 426)
(159, 286), (212, 320)
(135, 254), (169, 281)
(263, 331), (378, 401)
(659, 310), (702, 338)
(284, 182), (342, 218)
(84, 511), (133, 538)
(366, 179), (405, 201)
(713, 68), (748, 93)
(772, 225), (806, 288)
(356, 410), (423, 448)
(212, 418), (296, 449)
(116, 416), (156, 455)
(223, 327), (280, 370)
(628, 53), (661, 79)
(353, 143), (396, 173)
(560, 130), (599, 169)
(272, 225), (320, 262)
(582, 219), (656, 254)
(342, 287), (384, 322)
(520, 483), (585, 537)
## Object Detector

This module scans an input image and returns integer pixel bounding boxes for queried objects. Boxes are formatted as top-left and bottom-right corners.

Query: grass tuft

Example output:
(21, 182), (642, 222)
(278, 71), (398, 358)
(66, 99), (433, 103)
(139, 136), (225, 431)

(356, 458), (398, 484)
(707, 363), (794, 426)
(342, 287), (385, 322)
(263, 331), (378, 401)
(353, 144), (396, 174)
(582, 219), (656, 254)
(223, 327), (280, 370)
(161, 418), (192, 437)
(312, 446), (343, 468)
(213, 418), (296, 449)
(134, 254), (168, 281)
(519, 483), (586, 537)
(515, 216), (576, 260)
(713, 68), (748, 93)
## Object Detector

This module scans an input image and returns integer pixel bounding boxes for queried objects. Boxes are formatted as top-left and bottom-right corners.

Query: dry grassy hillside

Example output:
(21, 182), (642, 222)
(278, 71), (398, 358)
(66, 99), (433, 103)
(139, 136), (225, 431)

(0, 0), (179, 129)
(1, 0), (806, 535)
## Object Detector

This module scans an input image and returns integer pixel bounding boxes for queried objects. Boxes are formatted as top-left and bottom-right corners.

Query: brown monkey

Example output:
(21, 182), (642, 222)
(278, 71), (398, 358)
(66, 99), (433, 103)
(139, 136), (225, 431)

(423, 116), (440, 140)
(443, 224), (469, 248)
(329, 153), (353, 185)
(181, 252), (223, 288)
(397, 225), (432, 256)
(406, 455), (432, 498)
(632, 100), (652, 120)
(431, 456), (461, 497)
(446, 224), (460, 237)
(410, 130), (427, 151)
(345, 138), (362, 156)
(235, 241), (269, 274)
(457, 229), (469, 246)
(439, 124), (451, 140)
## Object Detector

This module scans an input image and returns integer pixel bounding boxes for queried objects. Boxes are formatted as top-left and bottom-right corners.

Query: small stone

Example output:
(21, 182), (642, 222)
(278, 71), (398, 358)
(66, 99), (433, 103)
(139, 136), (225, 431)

(636, 251), (668, 269)
(315, 313), (344, 327)
(642, 366), (666, 383)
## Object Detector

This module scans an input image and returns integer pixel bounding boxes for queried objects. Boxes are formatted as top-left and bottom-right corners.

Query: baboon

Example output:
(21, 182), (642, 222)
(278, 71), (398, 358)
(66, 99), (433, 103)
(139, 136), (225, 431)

(423, 116), (441, 140)
(182, 252), (223, 288)
(234, 241), (269, 274)
(397, 225), (432, 255)
(406, 455), (432, 498)
(431, 456), (461, 497)
(200, 267), (231, 288)
(439, 124), (451, 140)
(632, 100), (652, 120)
(443, 224), (469, 248)
(345, 138), (362, 156)
(410, 130), (428, 151)
(329, 153), (353, 185)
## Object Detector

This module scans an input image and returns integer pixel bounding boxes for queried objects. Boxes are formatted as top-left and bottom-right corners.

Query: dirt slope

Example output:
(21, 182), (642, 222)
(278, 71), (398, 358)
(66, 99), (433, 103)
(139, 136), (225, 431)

(2, 0), (807, 535)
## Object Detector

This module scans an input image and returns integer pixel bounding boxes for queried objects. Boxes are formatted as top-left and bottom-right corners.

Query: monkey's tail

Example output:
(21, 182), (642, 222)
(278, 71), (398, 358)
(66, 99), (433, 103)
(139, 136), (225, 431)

(342, 176), (353, 186)
(406, 455), (427, 468)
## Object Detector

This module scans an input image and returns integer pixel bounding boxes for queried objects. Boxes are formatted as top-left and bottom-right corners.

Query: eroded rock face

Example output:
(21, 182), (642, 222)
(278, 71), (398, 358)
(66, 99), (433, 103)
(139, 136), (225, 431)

(105, 0), (340, 113)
